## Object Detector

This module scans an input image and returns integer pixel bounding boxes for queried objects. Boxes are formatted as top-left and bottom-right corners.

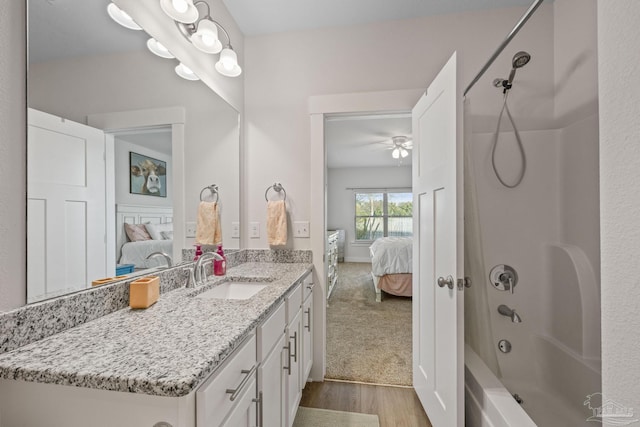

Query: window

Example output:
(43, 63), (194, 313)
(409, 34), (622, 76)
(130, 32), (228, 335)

(355, 191), (412, 241)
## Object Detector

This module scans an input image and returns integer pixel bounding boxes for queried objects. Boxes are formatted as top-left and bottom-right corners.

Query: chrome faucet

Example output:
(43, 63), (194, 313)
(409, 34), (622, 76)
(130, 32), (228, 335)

(146, 251), (173, 267)
(498, 304), (522, 323)
(193, 252), (224, 287)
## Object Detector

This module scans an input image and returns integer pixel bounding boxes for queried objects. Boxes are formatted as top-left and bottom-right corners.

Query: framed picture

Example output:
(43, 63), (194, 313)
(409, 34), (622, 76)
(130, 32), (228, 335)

(129, 152), (167, 197)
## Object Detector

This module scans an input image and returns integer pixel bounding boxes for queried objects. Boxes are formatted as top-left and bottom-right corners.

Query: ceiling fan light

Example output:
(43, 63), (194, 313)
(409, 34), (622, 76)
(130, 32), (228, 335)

(175, 62), (199, 80)
(160, 0), (199, 23)
(400, 148), (409, 158)
(107, 3), (142, 30)
(392, 148), (400, 159)
(147, 38), (175, 58)
(191, 19), (222, 54)
(215, 48), (242, 77)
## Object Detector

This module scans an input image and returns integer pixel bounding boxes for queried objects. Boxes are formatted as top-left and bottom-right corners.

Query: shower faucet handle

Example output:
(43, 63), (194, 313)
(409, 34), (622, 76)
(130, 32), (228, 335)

(490, 265), (518, 293)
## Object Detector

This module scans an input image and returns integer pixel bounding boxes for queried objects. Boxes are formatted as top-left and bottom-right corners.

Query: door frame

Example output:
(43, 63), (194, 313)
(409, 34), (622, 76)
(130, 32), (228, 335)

(88, 107), (186, 264)
(308, 89), (424, 382)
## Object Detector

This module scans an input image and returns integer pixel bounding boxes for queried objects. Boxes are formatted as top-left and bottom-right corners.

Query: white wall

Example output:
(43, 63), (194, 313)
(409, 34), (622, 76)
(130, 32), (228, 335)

(114, 139), (173, 207)
(598, 0), (640, 413)
(327, 166), (411, 262)
(0, 1), (26, 311)
(244, 4), (555, 250)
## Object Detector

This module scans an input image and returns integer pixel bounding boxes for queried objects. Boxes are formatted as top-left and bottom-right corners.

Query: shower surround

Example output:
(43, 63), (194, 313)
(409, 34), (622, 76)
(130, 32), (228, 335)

(463, 1), (600, 425)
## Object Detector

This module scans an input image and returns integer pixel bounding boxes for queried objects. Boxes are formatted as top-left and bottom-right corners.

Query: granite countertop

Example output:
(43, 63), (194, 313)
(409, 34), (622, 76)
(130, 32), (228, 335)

(0, 262), (312, 398)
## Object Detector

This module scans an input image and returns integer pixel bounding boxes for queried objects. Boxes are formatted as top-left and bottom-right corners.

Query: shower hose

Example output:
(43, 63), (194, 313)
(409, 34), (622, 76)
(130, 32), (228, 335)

(491, 90), (526, 188)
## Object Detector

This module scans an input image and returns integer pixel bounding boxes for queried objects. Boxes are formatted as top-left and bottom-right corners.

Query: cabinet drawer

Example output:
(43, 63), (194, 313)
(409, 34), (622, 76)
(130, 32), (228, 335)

(285, 283), (302, 324)
(258, 302), (285, 360)
(196, 333), (257, 427)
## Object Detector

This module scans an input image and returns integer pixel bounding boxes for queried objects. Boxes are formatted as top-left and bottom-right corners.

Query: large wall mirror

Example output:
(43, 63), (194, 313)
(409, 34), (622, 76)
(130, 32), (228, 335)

(26, 0), (240, 304)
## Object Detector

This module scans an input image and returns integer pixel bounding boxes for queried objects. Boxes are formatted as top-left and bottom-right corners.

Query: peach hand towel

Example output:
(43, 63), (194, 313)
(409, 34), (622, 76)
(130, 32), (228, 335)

(196, 201), (222, 245)
(267, 200), (287, 246)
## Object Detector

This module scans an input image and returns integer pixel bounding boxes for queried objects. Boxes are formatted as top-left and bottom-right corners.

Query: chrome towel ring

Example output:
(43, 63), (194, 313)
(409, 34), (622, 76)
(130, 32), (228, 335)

(200, 184), (219, 203)
(265, 182), (286, 202)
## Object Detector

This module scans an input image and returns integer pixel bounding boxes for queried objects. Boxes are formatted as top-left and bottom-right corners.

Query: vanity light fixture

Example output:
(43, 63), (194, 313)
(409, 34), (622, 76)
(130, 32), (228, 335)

(107, 3), (142, 30)
(162, 0), (242, 77)
(147, 38), (175, 59)
(175, 62), (200, 80)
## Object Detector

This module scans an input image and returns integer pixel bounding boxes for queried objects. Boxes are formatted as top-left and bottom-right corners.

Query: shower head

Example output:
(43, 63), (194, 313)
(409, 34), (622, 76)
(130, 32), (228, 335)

(506, 51), (531, 87)
(512, 51), (531, 69)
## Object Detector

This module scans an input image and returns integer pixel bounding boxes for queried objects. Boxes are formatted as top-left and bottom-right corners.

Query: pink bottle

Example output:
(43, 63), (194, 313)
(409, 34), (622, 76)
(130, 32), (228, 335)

(214, 244), (226, 276)
(194, 244), (202, 261)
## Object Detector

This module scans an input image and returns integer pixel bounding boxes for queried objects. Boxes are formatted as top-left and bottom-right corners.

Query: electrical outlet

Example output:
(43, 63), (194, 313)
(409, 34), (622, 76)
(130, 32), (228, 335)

(185, 222), (196, 238)
(231, 222), (240, 238)
(250, 222), (260, 238)
(294, 221), (310, 238)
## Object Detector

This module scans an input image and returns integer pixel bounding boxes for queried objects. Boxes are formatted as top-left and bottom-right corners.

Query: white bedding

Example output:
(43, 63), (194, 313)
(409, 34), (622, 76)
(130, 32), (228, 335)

(369, 237), (413, 276)
(119, 240), (173, 268)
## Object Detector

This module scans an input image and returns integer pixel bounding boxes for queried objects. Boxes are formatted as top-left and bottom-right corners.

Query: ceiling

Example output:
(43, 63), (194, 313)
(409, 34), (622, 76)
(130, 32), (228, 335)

(325, 114), (412, 169)
(221, 0), (534, 36)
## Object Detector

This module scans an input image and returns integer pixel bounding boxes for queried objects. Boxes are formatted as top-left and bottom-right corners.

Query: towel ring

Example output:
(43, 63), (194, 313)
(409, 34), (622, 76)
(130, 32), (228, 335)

(265, 182), (286, 202)
(200, 184), (219, 203)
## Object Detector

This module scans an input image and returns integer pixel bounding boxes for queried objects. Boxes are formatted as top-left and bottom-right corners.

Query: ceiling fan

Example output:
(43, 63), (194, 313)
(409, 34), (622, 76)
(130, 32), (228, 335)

(390, 135), (413, 159)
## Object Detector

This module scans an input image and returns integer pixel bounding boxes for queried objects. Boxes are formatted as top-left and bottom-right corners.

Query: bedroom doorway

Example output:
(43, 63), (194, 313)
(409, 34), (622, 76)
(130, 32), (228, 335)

(324, 112), (414, 386)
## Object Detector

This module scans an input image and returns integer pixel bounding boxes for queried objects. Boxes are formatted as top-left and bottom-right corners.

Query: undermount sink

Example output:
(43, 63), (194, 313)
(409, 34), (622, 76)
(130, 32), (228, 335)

(195, 282), (269, 300)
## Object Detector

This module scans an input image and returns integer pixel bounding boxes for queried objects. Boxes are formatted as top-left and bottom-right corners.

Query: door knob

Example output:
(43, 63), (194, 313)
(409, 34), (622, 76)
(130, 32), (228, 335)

(437, 276), (454, 290)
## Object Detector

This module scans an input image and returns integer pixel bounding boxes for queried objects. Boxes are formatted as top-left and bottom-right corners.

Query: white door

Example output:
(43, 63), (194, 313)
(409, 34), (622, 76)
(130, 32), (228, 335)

(28, 108), (107, 303)
(412, 52), (464, 427)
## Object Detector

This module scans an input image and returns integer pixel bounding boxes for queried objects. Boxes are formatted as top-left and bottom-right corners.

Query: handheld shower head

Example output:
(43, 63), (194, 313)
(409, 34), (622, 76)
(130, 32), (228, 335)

(512, 51), (531, 69)
(507, 51), (531, 86)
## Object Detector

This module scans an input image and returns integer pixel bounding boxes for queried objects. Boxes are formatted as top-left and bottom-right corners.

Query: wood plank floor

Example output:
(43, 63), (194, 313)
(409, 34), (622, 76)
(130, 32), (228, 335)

(300, 380), (432, 427)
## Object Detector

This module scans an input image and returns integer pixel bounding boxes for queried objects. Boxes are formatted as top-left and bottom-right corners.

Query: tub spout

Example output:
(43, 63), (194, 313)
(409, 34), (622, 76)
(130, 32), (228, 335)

(498, 304), (522, 323)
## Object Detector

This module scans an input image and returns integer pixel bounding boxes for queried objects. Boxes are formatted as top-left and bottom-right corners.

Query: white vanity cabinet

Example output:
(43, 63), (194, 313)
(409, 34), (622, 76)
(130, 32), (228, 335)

(257, 302), (287, 427)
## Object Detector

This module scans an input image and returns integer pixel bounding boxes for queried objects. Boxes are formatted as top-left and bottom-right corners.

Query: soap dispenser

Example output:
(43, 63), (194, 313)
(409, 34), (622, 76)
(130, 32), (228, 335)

(194, 244), (202, 261)
(214, 244), (226, 276)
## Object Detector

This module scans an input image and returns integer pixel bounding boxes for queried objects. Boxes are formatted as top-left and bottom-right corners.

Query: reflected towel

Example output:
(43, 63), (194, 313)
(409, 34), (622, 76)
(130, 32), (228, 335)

(196, 201), (222, 245)
(267, 200), (287, 246)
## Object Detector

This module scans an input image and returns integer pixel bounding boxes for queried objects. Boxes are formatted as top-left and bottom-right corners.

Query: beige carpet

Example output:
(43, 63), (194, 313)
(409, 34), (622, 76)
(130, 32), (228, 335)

(326, 262), (412, 386)
(293, 407), (379, 427)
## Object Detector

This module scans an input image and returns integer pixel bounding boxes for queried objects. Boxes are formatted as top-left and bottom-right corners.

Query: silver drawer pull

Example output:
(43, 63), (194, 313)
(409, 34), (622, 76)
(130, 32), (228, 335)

(225, 365), (257, 402)
(252, 391), (263, 427)
(304, 308), (312, 331)
(283, 343), (292, 375)
(290, 331), (298, 363)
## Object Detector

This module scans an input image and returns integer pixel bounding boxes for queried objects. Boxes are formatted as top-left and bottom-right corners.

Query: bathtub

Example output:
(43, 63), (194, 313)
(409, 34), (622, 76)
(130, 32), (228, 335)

(465, 344), (536, 427)
(465, 336), (601, 427)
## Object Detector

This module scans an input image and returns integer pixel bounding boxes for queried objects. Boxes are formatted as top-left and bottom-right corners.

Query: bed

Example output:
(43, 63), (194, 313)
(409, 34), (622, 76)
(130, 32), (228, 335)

(369, 237), (413, 302)
(116, 204), (173, 270)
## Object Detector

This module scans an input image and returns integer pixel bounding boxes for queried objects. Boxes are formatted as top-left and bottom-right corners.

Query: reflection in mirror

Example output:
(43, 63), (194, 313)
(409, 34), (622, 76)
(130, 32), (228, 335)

(26, 0), (240, 304)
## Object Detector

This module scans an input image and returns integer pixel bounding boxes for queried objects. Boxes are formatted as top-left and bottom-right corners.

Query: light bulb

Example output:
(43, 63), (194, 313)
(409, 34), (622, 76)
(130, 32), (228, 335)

(147, 38), (175, 59)
(400, 148), (409, 158)
(107, 3), (142, 30)
(190, 20), (222, 54)
(172, 0), (188, 13)
(215, 48), (242, 77)
(175, 63), (199, 81)
(160, 0), (198, 23)
(392, 148), (400, 159)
